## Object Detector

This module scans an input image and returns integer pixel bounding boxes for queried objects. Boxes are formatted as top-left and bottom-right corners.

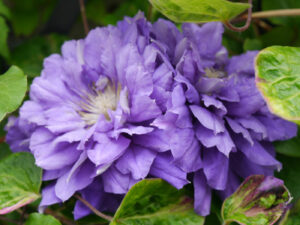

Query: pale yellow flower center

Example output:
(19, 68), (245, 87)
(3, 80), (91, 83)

(79, 84), (121, 125)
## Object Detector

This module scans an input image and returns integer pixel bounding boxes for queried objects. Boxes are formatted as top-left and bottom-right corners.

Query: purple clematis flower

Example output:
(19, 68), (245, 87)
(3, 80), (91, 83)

(5, 13), (189, 219)
(150, 22), (297, 216)
(5, 13), (297, 219)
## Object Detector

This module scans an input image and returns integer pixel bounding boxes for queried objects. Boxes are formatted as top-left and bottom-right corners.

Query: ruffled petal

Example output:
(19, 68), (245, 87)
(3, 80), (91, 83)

(55, 160), (95, 201)
(102, 166), (138, 194)
(196, 125), (235, 157)
(116, 145), (156, 179)
(150, 153), (188, 189)
(39, 183), (61, 211)
(193, 170), (212, 216)
(203, 148), (229, 190)
(87, 133), (130, 166)
(190, 105), (225, 134)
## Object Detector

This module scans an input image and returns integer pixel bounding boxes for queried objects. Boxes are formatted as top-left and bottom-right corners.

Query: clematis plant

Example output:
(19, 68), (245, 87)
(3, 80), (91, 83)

(3, 11), (298, 223)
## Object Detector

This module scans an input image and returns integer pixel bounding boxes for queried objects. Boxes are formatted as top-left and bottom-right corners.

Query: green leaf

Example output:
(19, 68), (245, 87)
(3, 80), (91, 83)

(0, 1), (10, 19)
(222, 175), (291, 225)
(0, 152), (42, 214)
(25, 213), (61, 225)
(110, 179), (205, 225)
(0, 16), (9, 59)
(10, 34), (67, 77)
(149, 0), (250, 23)
(0, 66), (27, 121)
(255, 46), (300, 124)
(275, 128), (300, 157)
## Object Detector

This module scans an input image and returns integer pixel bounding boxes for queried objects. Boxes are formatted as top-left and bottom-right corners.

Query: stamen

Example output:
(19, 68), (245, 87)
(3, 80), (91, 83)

(79, 83), (122, 125)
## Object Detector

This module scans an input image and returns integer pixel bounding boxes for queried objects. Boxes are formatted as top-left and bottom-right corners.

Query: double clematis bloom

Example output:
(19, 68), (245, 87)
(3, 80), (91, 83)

(5, 13), (297, 218)
(6, 13), (188, 219)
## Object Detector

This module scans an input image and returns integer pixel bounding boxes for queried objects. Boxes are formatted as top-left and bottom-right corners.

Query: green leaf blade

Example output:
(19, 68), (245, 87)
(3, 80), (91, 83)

(25, 213), (61, 225)
(0, 16), (9, 59)
(0, 1), (10, 19)
(149, 0), (250, 23)
(110, 179), (205, 225)
(0, 66), (27, 121)
(255, 46), (300, 124)
(0, 152), (42, 214)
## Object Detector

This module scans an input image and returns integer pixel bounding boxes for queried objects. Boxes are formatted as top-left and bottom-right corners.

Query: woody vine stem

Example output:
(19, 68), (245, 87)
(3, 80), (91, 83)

(79, 0), (89, 35)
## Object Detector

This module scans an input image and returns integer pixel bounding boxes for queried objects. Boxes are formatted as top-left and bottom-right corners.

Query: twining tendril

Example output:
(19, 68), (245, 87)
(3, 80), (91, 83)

(224, 0), (253, 32)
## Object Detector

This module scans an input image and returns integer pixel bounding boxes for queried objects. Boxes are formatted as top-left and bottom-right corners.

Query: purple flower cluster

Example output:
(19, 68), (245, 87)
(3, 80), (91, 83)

(5, 13), (297, 218)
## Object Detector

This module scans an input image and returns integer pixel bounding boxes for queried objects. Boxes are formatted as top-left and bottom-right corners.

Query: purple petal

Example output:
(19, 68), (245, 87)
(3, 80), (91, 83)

(203, 148), (229, 190)
(226, 51), (258, 75)
(201, 94), (227, 116)
(42, 167), (71, 181)
(87, 133), (130, 166)
(73, 178), (122, 220)
(182, 22), (225, 66)
(237, 138), (281, 169)
(257, 115), (297, 141)
(173, 136), (202, 173)
(190, 105), (225, 134)
(196, 125), (235, 157)
(236, 116), (267, 139)
(124, 59), (153, 97)
(152, 19), (182, 60)
(193, 170), (212, 216)
(55, 160), (95, 201)
(170, 85), (193, 128)
(110, 125), (153, 139)
(133, 129), (171, 152)
(5, 117), (32, 152)
(20, 101), (46, 126)
(128, 95), (161, 122)
(226, 117), (253, 145)
(102, 166), (138, 194)
(217, 170), (240, 200)
(150, 152), (188, 189)
(30, 128), (81, 170)
(169, 128), (195, 159)
(44, 106), (85, 133)
(84, 27), (121, 75)
(39, 184), (61, 211)
(230, 151), (275, 178)
(116, 145), (156, 179)
(175, 74), (200, 104)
